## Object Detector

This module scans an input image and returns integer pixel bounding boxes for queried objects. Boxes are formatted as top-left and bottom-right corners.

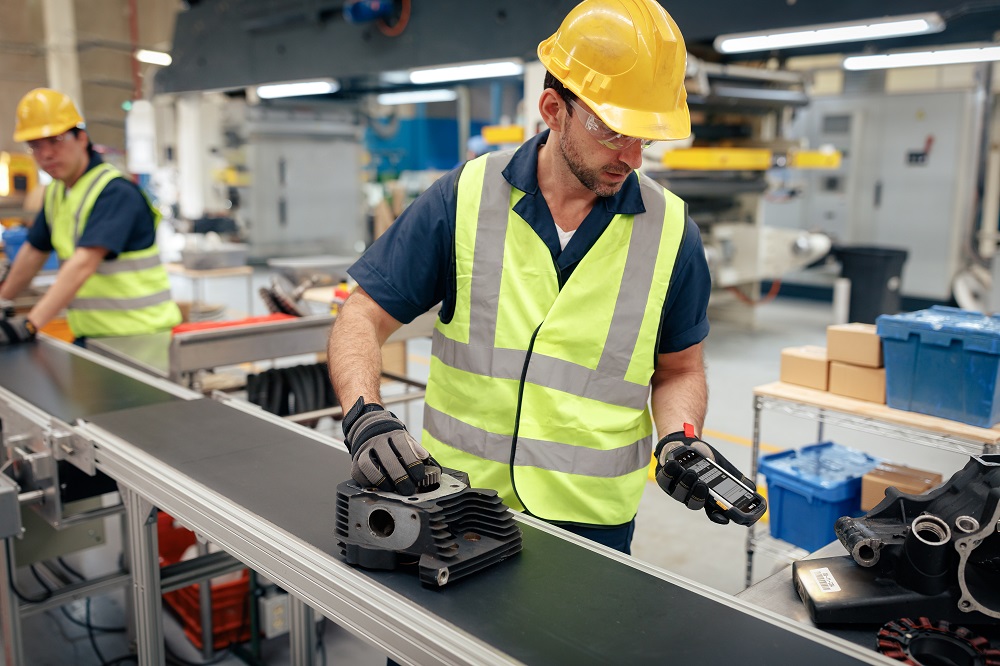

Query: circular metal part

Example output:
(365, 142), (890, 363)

(877, 617), (1000, 665)
(368, 508), (395, 537)
(955, 516), (981, 534)
(436, 568), (449, 586)
(911, 514), (951, 546)
(852, 539), (881, 567)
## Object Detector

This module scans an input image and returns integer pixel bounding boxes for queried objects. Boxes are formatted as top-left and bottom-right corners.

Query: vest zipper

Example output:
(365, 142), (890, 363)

(508, 322), (543, 518)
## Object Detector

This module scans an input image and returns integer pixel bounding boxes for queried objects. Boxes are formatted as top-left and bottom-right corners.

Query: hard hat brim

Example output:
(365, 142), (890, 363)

(13, 120), (82, 143)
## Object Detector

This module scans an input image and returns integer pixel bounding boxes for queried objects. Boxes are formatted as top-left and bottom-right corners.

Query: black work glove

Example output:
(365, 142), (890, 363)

(342, 397), (440, 496)
(654, 426), (754, 525)
(0, 311), (36, 346)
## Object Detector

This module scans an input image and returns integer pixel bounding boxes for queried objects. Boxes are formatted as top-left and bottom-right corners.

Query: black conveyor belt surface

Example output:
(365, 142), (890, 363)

(0, 342), (178, 422)
(87, 399), (874, 665)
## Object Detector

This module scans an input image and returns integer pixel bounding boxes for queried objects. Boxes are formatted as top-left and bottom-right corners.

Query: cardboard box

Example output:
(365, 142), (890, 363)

(861, 463), (944, 511)
(827, 323), (883, 368)
(780, 346), (829, 391)
(829, 361), (886, 403)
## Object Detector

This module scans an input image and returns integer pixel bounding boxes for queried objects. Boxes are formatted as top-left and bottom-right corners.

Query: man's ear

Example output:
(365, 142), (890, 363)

(538, 88), (566, 133)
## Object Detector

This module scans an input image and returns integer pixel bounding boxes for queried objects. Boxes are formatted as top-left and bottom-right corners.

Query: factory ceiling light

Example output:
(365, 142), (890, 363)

(377, 89), (458, 105)
(256, 79), (340, 99)
(844, 44), (1000, 70)
(714, 13), (945, 54)
(409, 59), (523, 84)
(135, 49), (172, 66)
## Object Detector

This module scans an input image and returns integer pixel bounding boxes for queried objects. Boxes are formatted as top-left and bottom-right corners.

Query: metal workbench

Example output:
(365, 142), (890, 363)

(0, 339), (896, 665)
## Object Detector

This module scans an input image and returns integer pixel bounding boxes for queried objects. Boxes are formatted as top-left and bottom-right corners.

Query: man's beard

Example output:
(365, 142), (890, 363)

(559, 130), (630, 198)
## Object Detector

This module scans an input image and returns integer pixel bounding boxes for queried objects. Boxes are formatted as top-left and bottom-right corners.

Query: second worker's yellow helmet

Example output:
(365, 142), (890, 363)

(13, 88), (85, 143)
(538, 0), (690, 141)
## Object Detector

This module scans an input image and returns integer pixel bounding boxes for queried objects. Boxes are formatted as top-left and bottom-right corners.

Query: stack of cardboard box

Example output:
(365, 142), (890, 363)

(827, 323), (885, 403)
(779, 323), (886, 403)
(860, 462), (943, 510)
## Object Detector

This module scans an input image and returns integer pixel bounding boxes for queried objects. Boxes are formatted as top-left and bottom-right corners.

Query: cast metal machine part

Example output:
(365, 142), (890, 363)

(876, 618), (1000, 665)
(335, 468), (523, 587)
(794, 454), (1000, 624)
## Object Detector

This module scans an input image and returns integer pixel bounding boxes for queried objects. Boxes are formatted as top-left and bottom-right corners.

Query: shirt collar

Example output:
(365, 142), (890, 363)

(500, 128), (646, 215)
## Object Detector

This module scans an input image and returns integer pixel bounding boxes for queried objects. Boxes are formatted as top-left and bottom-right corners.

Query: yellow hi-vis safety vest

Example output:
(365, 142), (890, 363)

(46, 163), (181, 338)
(422, 150), (687, 526)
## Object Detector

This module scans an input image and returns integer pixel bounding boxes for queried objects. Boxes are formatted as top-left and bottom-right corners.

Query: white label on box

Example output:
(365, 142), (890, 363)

(811, 567), (842, 593)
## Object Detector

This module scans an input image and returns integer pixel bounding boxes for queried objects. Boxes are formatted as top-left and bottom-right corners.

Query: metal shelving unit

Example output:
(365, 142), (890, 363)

(745, 381), (1000, 588)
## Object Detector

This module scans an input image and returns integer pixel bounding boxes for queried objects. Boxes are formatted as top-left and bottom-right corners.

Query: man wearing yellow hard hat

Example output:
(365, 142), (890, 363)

(327, 0), (751, 554)
(0, 88), (181, 345)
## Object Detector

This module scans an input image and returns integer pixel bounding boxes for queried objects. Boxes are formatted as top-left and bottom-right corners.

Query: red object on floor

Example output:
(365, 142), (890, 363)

(157, 512), (252, 650)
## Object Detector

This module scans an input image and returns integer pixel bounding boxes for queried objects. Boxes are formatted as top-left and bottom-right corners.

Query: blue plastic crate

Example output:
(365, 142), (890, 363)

(759, 442), (880, 552)
(2, 226), (59, 272)
(877, 305), (1000, 428)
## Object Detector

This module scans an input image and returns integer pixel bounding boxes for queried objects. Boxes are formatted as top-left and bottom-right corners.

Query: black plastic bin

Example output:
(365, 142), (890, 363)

(834, 246), (908, 324)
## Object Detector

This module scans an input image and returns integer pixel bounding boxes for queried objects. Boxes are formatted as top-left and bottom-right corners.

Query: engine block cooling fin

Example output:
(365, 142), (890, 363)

(334, 469), (522, 587)
(876, 617), (1000, 665)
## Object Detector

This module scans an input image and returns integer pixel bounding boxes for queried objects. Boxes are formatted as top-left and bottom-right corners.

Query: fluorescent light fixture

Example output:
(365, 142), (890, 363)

(715, 13), (944, 54)
(135, 49), (172, 66)
(409, 60), (523, 84)
(844, 45), (1000, 70)
(256, 79), (340, 99)
(377, 89), (458, 105)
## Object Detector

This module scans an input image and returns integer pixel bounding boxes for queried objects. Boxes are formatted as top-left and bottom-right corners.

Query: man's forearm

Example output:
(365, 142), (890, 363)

(27, 248), (104, 328)
(327, 290), (402, 410)
(0, 244), (48, 300)
(650, 344), (708, 438)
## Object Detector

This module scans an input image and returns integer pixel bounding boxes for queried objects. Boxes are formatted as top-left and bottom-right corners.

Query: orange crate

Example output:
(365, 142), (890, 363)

(157, 513), (252, 650)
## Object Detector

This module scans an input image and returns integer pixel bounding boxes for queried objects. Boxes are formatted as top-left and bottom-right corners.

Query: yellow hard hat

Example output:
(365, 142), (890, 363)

(538, 0), (690, 141)
(13, 88), (85, 143)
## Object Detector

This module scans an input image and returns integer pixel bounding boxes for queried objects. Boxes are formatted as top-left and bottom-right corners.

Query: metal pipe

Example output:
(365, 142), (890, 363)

(19, 570), (131, 617)
(17, 490), (44, 506)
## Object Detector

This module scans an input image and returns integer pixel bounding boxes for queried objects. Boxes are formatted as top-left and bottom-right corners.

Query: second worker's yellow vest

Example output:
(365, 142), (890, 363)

(46, 163), (181, 338)
(422, 150), (687, 526)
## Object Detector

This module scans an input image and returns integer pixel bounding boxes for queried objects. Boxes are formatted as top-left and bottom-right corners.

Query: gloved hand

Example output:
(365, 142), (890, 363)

(0, 312), (35, 346)
(654, 424), (754, 525)
(342, 397), (440, 495)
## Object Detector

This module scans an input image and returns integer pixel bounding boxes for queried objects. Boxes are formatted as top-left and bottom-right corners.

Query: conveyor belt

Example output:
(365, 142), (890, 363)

(83, 397), (886, 665)
(0, 342), (180, 422)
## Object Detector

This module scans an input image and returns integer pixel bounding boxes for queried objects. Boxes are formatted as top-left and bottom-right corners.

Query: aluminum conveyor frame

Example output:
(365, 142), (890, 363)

(0, 338), (896, 666)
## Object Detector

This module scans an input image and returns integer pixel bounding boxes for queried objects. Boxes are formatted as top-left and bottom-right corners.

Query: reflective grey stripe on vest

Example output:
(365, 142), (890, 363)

(594, 173), (667, 378)
(433, 329), (651, 408)
(73, 164), (117, 244)
(426, 406), (650, 478)
(95, 254), (163, 275)
(433, 153), (667, 410)
(70, 289), (172, 311)
(467, 150), (512, 348)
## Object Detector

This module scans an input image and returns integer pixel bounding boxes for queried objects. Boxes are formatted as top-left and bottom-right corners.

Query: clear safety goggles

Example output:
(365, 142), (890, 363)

(568, 99), (655, 151)
(25, 131), (75, 154)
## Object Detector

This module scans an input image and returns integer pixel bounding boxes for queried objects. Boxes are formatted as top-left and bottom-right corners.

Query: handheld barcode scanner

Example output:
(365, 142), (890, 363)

(667, 432), (767, 527)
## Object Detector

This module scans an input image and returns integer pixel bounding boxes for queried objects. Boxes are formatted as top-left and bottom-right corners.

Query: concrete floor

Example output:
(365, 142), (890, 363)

(11, 270), (974, 664)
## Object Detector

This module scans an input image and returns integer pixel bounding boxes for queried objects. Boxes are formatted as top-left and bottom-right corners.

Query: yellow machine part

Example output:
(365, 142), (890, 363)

(661, 147), (773, 171)
(787, 149), (842, 169)
(482, 125), (525, 146)
(0, 152), (38, 198)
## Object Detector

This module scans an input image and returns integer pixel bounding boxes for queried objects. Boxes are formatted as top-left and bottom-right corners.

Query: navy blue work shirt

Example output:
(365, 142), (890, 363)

(28, 152), (157, 261)
(350, 129), (711, 354)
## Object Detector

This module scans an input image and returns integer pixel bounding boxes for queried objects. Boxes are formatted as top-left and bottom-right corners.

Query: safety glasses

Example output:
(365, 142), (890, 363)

(25, 132), (74, 154)
(568, 99), (655, 150)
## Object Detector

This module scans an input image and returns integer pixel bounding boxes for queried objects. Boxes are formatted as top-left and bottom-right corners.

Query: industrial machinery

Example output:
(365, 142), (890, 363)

(793, 454), (1000, 625)
(336, 467), (523, 587)
(640, 57), (836, 324)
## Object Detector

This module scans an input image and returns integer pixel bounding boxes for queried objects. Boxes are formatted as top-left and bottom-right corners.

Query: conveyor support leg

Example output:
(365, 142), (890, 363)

(121, 487), (165, 666)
